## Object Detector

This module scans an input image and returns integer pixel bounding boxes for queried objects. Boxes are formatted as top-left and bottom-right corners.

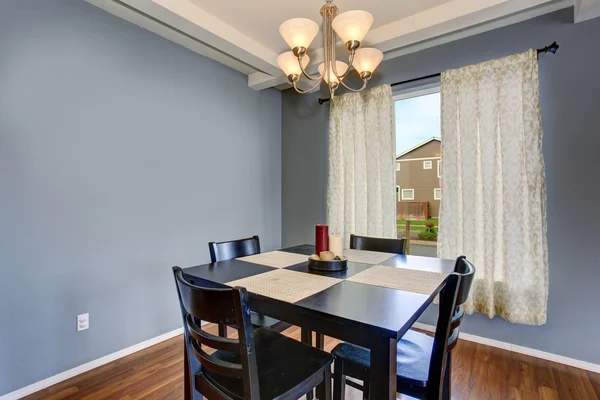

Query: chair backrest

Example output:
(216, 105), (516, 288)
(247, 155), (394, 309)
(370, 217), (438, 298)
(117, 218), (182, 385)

(209, 235), (261, 263)
(448, 257), (475, 352)
(173, 267), (260, 399)
(453, 256), (475, 309)
(349, 234), (407, 254)
(426, 272), (462, 400)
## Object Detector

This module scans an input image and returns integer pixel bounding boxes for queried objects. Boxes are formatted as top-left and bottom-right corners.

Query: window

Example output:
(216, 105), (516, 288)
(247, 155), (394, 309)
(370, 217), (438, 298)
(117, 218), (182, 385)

(437, 160), (441, 178)
(434, 188), (442, 200)
(394, 85), (441, 253)
(401, 189), (414, 200)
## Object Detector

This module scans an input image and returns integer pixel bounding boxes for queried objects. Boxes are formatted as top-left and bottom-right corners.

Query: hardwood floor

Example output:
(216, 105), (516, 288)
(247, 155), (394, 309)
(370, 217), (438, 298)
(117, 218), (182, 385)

(24, 324), (600, 400)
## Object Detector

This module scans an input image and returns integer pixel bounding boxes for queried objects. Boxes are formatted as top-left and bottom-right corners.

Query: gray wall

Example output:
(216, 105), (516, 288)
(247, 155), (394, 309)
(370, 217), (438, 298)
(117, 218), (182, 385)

(282, 93), (329, 246)
(282, 8), (600, 364)
(0, 0), (281, 395)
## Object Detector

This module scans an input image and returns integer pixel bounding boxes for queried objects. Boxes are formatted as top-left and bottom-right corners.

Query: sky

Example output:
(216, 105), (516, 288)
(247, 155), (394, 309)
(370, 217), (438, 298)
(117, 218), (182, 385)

(395, 92), (440, 155)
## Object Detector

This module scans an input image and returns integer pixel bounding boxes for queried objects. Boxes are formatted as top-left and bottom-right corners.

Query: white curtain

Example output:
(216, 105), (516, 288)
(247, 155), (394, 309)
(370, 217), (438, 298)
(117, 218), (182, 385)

(438, 49), (549, 325)
(327, 85), (397, 248)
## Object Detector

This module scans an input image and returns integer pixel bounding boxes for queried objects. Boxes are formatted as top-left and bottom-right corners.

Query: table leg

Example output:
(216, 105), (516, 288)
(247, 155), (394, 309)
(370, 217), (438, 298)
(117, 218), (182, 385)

(369, 337), (397, 400)
(301, 328), (313, 346)
(315, 332), (324, 350)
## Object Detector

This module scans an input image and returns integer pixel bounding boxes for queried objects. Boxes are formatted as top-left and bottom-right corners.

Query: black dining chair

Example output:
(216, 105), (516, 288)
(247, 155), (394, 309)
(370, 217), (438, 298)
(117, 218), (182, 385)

(173, 267), (333, 400)
(209, 235), (261, 263)
(208, 235), (290, 337)
(349, 234), (407, 254)
(331, 256), (474, 400)
(442, 256), (475, 396)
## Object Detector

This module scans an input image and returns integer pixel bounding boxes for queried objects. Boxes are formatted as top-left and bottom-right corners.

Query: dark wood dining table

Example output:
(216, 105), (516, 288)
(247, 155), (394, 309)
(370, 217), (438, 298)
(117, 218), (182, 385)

(182, 244), (455, 400)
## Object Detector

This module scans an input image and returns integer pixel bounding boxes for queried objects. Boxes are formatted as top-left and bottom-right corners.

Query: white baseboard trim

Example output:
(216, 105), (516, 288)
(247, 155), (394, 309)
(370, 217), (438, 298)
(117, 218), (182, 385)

(0, 328), (184, 400)
(413, 322), (600, 374)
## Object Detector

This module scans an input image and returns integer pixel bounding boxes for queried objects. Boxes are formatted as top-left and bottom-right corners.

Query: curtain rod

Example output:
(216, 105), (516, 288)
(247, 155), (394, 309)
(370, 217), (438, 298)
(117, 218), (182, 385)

(317, 41), (559, 105)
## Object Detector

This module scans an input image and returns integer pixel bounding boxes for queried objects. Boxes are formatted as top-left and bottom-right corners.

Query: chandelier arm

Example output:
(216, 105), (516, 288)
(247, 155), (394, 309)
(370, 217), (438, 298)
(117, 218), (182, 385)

(328, 12), (353, 82)
(338, 77), (368, 92)
(332, 51), (355, 81)
(292, 78), (323, 94)
(298, 56), (323, 81)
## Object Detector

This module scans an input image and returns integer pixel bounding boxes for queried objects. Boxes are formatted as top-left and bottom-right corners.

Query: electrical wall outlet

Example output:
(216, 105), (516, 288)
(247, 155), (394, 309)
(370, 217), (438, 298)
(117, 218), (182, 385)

(77, 313), (89, 332)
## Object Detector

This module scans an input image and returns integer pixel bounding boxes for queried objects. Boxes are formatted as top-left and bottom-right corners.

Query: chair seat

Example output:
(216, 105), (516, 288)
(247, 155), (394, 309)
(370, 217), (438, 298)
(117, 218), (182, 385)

(251, 312), (291, 333)
(200, 327), (333, 399)
(331, 330), (433, 388)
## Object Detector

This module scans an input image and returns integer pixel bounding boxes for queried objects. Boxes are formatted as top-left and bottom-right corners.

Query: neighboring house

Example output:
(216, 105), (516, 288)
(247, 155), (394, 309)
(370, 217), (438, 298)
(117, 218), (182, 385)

(396, 137), (441, 219)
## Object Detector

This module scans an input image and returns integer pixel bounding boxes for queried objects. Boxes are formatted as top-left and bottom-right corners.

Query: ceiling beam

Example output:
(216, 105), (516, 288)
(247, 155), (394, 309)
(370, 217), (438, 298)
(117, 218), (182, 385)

(365, 0), (559, 51)
(574, 0), (600, 22)
(383, 0), (570, 59)
(86, 0), (257, 75)
(122, 0), (282, 76)
(248, 72), (316, 92)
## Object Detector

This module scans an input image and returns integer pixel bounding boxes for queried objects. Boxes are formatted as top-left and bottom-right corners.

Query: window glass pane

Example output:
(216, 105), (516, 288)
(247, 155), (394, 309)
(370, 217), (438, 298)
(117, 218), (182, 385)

(395, 90), (441, 257)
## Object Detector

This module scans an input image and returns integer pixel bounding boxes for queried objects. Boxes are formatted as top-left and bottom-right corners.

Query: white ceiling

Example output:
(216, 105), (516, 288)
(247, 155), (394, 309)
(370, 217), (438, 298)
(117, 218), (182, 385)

(188, 0), (454, 54)
(85, 0), (597, 91)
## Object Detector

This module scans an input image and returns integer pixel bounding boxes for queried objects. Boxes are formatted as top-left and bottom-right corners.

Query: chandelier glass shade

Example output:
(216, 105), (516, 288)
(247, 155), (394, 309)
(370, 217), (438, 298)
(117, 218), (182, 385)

(331, 10), (373, 44)
(318, 61), (349, 84)
(277, 51), (310, 77)
(353, 48), (384, 74)
(279, 18), (320, 50)
(277, 0), (383, 99)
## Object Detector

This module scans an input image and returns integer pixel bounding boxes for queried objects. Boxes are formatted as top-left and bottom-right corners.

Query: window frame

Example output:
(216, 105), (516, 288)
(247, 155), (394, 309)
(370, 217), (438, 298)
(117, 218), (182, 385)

(393, 84), (440, 101)
(423, 160), (433, 170)
(396, 186), (400, 202)
(396, 162), (401, 171)
(434, 188), (442, 200)
(437, 160), (441, 178)
(401, 189), (415, 201)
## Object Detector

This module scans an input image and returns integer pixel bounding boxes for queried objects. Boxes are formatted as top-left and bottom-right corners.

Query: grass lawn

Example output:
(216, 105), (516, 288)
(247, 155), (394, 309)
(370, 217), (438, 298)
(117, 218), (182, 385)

(397, 218), (438, 232)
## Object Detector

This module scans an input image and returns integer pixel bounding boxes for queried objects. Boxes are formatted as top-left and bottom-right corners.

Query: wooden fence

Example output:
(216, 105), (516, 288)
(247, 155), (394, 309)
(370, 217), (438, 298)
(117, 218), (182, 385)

(397, 201), (430, 220)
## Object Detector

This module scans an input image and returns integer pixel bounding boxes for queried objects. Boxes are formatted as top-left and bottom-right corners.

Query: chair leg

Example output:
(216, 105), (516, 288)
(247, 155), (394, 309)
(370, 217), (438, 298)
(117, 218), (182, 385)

(363, 381), (370, 400)
(315, 332), (324, 350)
(442, 352), (452, 400)
(317, 367), (332, 400)
(333, 361), (346, 400)
(218, 322), (227, 338)
(183, 341), (192, 400)
(302, 329), (314, 399)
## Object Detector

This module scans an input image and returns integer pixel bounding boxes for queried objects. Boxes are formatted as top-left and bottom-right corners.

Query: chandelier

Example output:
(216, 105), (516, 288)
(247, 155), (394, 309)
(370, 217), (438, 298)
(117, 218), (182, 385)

(276, 0), (383, 99)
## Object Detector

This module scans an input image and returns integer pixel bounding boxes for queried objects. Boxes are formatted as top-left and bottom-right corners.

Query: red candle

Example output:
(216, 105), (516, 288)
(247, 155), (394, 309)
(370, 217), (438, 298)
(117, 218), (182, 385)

(315, 224), (329, 255)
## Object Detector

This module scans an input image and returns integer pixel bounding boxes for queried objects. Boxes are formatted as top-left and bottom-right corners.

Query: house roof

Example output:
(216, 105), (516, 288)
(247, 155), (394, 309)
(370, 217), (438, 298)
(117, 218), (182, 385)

(396, 137), (441, 160)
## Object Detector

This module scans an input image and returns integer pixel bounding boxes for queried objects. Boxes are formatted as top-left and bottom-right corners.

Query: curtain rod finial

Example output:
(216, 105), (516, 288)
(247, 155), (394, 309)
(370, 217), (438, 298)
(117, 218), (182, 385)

(538, 41), (559, 55)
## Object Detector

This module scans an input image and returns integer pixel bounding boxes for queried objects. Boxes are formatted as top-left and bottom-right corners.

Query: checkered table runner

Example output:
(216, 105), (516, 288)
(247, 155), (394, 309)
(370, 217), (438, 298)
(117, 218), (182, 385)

(229, 249), (446, 302)
(226, 269), (342, 303)
(347, 265), (448, 295)
(237, 251), (308, 268)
